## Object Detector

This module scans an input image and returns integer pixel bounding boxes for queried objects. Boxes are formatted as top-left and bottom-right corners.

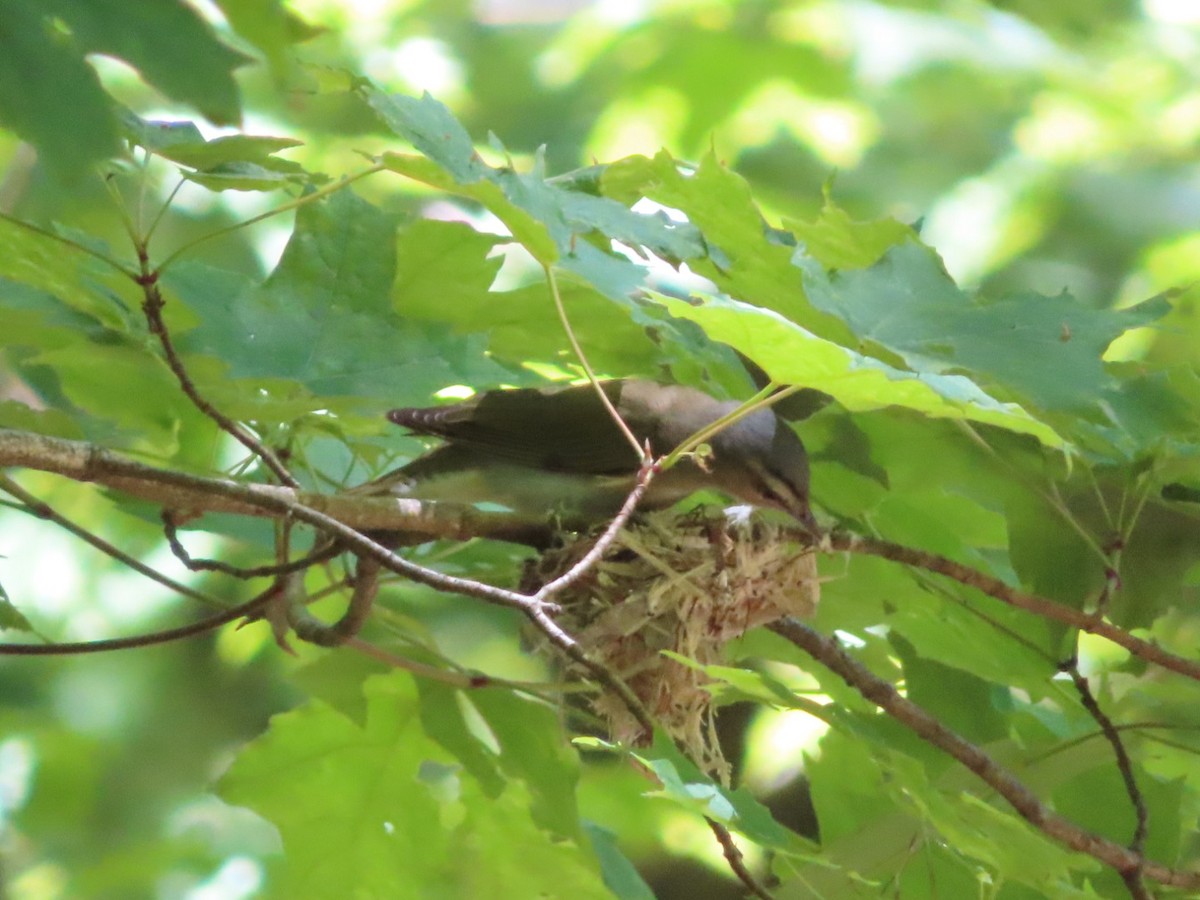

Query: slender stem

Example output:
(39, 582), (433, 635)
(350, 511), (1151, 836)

(544, 264), (645, 461)
(144, 177), (187, 245)
(103, 172), (142, 248)
(1062, 660), (1148, 858)
(161, 510), (338, 579)
(662, 382), (780, 468)
(155, 164), (386, 274)
(139, 277), (299, 487)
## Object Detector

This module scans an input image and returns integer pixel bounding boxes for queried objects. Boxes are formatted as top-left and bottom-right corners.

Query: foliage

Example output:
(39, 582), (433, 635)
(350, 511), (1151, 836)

(2, 1), (1200, 898)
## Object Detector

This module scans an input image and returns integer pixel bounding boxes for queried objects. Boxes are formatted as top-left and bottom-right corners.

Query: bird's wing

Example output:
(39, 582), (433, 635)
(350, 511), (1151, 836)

(387, 381), (647, 475)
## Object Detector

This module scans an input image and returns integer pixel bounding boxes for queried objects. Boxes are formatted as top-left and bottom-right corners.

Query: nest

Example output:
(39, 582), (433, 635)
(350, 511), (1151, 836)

(524, 509), (819, 781)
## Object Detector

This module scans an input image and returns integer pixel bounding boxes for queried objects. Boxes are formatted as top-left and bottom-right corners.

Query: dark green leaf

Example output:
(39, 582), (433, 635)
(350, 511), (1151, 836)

(797, 242), (1170, 414)
(582, 820), (656, 900)
(0, 0), (120, 178)
(220, 672), (609, 898)
(51, 0), (248, 125)
(171, 190), (509, 405)
(0, 586), (33, 633)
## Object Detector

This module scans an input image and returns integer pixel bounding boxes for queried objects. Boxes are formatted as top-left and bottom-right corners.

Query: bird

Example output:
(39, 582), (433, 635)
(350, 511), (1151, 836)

(373, 379), (815, 531)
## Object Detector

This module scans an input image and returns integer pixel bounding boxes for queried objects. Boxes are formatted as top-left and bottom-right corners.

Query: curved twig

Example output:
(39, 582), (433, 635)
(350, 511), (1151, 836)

(0, 582), (283, 655)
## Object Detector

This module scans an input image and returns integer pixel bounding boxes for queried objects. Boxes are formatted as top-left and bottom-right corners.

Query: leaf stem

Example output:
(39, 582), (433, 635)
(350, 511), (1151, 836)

(155, 163), (386, 274)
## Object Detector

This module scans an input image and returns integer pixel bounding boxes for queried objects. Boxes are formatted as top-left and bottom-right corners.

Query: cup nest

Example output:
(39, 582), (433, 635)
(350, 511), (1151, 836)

(523, 509), (819, 781)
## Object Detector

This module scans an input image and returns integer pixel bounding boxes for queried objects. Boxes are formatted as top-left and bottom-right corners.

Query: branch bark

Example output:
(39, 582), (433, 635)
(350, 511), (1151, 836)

(0, 427), (548, 543)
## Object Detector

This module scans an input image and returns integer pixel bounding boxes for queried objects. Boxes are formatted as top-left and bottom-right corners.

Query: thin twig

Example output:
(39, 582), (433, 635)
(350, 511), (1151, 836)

(1062, 660), (1149, 865)
(161, 510), (339, 578)
(103, 171), (142, 248)
(288, 554), (380, 647)
(544, 264), (644, 460)
(155, 165), (386, 274)
(138, 277), (299, 487)
(768, 618), (1200, 891)
(706, 818), (773, 900)
(521, 461), (658, 737)
(826, 530), (1200, 682)
(144, 177), (187, 245)
(0, 582), (282, 655)
(0, 474), (221, 609)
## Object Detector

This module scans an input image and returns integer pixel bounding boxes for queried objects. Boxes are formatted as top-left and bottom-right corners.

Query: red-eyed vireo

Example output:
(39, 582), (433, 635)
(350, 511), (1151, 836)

(374, 380), (815, 530)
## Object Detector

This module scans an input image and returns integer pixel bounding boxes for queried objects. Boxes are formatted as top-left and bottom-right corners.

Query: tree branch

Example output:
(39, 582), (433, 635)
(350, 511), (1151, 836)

(138, 274), (299, 488)
(0, 427), (547, 543)
(825, 530), (1200, 683)
(1062, 659), (1149, 882)
(768, 618), (1200, 891)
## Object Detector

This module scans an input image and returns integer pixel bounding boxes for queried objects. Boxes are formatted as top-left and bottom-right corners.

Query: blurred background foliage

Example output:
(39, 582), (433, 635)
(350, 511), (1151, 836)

(2, 0), (1200, 897)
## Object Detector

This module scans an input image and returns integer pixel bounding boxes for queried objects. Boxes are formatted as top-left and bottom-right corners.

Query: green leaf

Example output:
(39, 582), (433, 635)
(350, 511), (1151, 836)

(1053, 765), (1183, 867)
(582, 821), (656, 900)
(797, 243), (1170, 414)
(0, 585), (33, 633)
(171, 190), (510, 405)
(417, 681), (506, 800)
(28, 343), (187, 451)
(889, 635), (1010, 743)
(393, 218), (505, 318)
(214, 0), (324, 77)
(0, 221), (137, 331)
(393, 219), (664, 375)
(120, 114), (309, 189)
(632, 734), (814, 857)
(0, 0), (120, 178)
(603, 152), (855, 343)
(50, 0), (248, 126)
(119, 112), (206, 154)
(670, 656), (827, 712)
(1006, 489), (1104, 607)
(368, 89), (703, 289)
(183, 160), (309, 192)
(367, 90), (489, 185)
(468, 688), (583, 839)
(918, 791), (1100, 891)
(147, 133), (304, 170)
(884, 583), (1060, 698)
(651, 288), (1068, 446)
(786, 198), (916, 270)
(289, 651), (390, 727)
(219, 672), (609, 898)
(0, 401), (82, 439)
